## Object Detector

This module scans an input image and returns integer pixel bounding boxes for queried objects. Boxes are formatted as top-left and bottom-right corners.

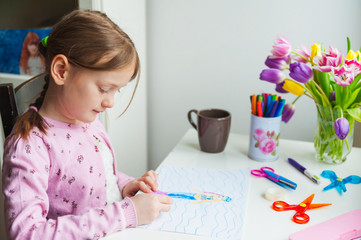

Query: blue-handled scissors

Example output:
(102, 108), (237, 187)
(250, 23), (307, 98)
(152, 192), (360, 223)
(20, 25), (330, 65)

(321, 170), (361, 194)
(251, 166), (297, 190)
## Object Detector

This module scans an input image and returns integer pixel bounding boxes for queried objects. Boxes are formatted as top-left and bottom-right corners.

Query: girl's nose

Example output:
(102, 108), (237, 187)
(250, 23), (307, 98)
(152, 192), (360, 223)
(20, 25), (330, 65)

(101, 95), (114, 108)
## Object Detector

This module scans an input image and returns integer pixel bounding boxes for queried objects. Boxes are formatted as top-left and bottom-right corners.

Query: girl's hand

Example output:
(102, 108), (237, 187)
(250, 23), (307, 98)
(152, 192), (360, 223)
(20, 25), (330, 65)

(122, 170), (159, 198)
(130, 193), (173, 225)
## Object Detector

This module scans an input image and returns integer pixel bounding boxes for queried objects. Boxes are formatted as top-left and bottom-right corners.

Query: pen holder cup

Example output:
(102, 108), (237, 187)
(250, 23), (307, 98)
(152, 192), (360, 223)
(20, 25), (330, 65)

(248, 114), (281, 162)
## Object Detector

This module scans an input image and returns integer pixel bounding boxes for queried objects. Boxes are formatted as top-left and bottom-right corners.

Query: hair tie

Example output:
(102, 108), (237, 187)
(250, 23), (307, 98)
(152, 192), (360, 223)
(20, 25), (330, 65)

(29, 106), (38, 112)
(41, 36), (49, 47)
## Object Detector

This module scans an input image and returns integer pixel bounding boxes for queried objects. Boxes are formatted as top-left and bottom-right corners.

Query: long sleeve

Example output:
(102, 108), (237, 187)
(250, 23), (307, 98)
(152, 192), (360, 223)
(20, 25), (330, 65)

(116, 171), (134, 196)
(2, 132), (137, 240)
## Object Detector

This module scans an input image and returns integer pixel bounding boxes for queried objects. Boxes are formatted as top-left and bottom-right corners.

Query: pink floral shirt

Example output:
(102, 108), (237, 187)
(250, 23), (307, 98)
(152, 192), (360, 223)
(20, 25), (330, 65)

(2, 117), (137, 240)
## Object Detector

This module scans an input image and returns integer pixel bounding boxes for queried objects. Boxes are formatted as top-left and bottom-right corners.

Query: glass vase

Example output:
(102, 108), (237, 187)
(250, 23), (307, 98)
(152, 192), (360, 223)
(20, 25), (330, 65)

(314, 104), (354, 164)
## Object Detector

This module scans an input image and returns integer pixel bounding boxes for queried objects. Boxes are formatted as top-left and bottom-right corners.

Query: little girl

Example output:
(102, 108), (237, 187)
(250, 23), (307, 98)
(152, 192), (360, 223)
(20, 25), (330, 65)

(2, 10), (172, 240)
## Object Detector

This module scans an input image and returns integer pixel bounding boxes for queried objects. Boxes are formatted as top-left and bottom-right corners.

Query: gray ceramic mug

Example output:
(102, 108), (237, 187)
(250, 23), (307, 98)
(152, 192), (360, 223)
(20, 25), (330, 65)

(187, 109), (231, 153)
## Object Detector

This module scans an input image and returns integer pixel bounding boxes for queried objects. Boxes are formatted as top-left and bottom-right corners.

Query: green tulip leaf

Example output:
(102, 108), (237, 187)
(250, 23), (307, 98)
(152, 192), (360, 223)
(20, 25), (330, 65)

(347, 37), (351, 54)
(350, 73), (361, 91)
(344, 88), (361, 109)
(335, 84), (343, 107)
(315, 70), (330, 100)
(355, 87), (361, 103)
(306, 82), (323, 105)
(346, 108), (361, 122)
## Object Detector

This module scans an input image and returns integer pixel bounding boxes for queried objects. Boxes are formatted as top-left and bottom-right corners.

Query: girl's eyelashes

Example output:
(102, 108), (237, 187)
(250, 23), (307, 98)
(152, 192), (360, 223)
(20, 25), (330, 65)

(98, 87), (109, 93)
(99, 86), (121, 94)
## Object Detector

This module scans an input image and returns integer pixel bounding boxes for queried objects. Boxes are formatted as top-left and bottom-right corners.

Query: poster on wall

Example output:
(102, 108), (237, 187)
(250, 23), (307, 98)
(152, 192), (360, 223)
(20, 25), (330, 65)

(0, 28), (52, 76)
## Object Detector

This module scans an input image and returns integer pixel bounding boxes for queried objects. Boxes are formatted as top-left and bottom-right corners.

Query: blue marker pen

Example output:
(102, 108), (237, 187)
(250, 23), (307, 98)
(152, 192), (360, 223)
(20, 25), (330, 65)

(275, 99), (285, 117)
(269, 100), (279, 117)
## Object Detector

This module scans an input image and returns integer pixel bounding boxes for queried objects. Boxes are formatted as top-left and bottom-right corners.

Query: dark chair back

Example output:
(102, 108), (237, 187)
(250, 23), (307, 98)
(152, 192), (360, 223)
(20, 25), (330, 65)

(0, 84), (18, 138)
(0, 74), (44, 138)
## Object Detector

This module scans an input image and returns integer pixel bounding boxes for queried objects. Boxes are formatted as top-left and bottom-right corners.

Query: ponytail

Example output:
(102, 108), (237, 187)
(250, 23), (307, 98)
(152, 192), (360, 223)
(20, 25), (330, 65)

(12, 74), (50, 140)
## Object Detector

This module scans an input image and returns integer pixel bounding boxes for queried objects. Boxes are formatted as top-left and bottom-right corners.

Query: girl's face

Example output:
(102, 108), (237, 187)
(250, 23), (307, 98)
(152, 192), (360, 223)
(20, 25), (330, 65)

(27, 43), (38, 56)
(58, 63), (135, 124)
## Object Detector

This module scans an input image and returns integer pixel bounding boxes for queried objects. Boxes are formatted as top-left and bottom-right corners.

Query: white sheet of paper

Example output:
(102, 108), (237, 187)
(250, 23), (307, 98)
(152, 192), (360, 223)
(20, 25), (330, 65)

(141, 165), (250, 239)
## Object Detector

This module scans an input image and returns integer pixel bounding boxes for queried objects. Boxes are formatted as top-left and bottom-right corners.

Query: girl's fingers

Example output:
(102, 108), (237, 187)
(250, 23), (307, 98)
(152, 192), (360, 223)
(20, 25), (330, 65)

(158, 195), (173, 212)
(157, 194), (173, 204)
(149, 170), (158, 181)
(139, 181), (152, 193)
(143, 170), (158, 184)
(142, 176), (158, 191)
(160, 203), (172, 212)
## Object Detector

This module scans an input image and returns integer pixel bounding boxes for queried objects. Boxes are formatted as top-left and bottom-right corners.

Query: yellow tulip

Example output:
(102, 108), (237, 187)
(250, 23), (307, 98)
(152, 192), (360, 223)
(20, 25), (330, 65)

(283, 79), (304, 96)
(355, 50), (361, 61)
(346, 50), (357, 60)
(310, 43), (321, 64)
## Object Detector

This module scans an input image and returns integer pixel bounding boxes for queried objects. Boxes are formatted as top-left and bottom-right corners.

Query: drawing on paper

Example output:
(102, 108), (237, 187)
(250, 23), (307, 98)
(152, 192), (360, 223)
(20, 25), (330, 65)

(155, 189), (232, 204)
(142, 165), (250, 239)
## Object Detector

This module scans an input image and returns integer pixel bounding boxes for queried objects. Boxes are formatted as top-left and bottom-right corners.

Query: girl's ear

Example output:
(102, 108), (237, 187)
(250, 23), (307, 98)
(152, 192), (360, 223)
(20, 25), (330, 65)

(51, 54), (70, 86)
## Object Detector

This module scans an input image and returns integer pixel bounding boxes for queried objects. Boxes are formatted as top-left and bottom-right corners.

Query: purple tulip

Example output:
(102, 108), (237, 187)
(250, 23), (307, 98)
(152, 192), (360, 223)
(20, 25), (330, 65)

(265, 56), (289, 70)
(260, 69), (284, 84)
(281, 103), (295, 123)
(289, 62), (313, 83)
(329, 91), (335, 102)
(275, 81), (289, 93)
(334, 118), (349, 140)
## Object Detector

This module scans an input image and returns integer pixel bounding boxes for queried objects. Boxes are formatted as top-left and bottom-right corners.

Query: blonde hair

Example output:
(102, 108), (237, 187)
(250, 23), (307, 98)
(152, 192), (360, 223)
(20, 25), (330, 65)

(13, 9), (140, 139)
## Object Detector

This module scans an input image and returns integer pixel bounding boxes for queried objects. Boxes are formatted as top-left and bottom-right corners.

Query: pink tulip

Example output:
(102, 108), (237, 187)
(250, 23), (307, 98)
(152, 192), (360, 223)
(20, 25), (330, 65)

(333, 65), (354, 86)
(313, 46), (342, 72)
(292, 44), (310, 63)
(344, 58), (361, 76)
(270, 36), (291, 58)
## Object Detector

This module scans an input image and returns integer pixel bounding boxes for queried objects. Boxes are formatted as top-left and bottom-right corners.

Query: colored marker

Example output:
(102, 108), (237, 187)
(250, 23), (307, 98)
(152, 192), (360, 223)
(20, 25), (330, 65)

(251, 94), (257, 115)
(265, 100), (275, 117)
(266, 94), (272, 112)
(288, 158), (321, 184)
(257, 101), (263, 117)
(275, 99), (285, 117)
(270, 100), (279, 117)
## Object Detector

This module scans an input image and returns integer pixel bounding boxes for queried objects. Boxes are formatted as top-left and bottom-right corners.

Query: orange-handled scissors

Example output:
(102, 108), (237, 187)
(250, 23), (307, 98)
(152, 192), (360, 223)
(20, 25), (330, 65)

(272, 194), (331, 224)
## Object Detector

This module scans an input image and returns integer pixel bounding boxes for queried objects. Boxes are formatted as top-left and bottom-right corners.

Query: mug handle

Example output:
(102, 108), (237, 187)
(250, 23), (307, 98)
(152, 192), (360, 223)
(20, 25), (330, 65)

(187, 109), (198, 130)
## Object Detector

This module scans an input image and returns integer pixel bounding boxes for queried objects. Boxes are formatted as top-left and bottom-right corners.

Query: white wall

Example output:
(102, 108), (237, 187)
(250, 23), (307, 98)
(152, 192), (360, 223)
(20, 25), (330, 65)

(101, 0), (148, 177)
(147, 0), (361, 169)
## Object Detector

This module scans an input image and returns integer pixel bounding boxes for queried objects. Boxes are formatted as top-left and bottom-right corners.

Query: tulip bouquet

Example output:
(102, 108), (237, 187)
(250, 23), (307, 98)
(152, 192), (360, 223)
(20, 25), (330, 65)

(260, 36), (361, 163)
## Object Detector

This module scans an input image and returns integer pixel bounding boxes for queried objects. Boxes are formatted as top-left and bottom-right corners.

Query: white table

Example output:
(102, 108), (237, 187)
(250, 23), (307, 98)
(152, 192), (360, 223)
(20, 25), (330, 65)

(104, 129), (361, 240)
